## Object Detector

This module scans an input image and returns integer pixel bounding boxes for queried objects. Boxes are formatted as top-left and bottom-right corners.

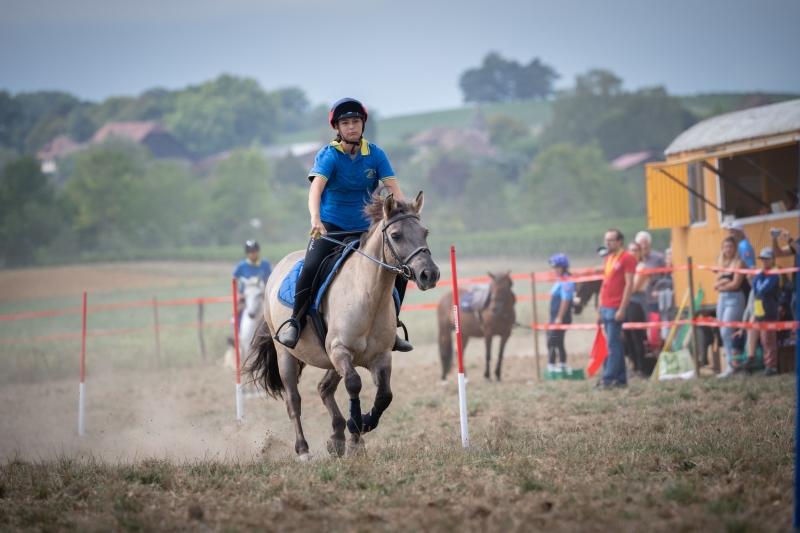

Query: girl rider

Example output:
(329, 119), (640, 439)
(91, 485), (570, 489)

(275, 98), (413, 352)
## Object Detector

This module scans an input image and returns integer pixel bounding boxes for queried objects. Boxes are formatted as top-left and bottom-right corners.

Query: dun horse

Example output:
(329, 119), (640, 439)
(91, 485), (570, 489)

(245, 192), (439, 459)
(437, 271), (516, 381)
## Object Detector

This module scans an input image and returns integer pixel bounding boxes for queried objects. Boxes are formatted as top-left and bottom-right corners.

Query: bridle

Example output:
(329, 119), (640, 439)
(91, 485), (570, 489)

(380, 213), (431, 280)
(320, 212), (431, 281)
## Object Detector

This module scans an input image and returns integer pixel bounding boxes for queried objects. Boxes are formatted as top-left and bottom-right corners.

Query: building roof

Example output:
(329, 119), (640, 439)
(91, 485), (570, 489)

(610, 150), (654, 170)
(91, 121), (166, 144)
(665, 98), (800, 156)
(36, 134), (82, 161)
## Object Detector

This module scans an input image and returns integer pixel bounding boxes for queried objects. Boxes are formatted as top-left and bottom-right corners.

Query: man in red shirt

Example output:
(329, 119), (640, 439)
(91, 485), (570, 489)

(598, 229), (637, 388)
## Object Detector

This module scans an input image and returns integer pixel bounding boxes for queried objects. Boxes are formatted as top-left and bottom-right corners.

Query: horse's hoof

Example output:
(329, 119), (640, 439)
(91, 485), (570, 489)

(347, 439), (366, 457)
(327, 439), (346, 458)
(297, 452), (311, 462)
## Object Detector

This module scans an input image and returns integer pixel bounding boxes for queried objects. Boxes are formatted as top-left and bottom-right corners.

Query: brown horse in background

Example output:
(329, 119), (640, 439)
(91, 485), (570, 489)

(437, 271), (516, 382)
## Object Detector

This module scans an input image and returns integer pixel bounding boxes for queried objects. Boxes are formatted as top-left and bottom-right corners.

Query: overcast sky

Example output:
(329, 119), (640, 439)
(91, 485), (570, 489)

(1, 0), (798, 116)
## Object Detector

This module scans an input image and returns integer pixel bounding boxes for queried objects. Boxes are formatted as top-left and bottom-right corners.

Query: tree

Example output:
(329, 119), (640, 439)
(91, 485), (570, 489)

(459, 52), (558, 103)
(0, 156), (63, 265)
(516, 143), (636, 223)
(166, 75), (279, 156)
(202, 148), (278, 244)
(541, 69), (696, 159)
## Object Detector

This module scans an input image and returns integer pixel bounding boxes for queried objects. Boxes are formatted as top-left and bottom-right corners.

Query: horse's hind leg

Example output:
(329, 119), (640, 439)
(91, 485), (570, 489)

(318, 369), (346, 457)
(484, 334), (493, 380)
(277, 349), (309, 459)
(495, 334), (510, 381)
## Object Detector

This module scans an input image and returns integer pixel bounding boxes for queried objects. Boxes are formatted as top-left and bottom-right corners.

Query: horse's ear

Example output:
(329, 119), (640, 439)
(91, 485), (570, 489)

(488, 271), (496, 281)
(382, 193), (396, 219)
(412, 191), (424, 213)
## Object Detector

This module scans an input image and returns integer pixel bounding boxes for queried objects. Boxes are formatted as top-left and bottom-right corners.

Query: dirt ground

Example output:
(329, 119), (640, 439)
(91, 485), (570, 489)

(0, 260), (795, 531)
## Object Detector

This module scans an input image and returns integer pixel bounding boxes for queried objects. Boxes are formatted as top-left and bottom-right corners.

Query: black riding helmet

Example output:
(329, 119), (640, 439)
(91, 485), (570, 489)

(328, 98), (368, 128)
(244, 240), (260, 253)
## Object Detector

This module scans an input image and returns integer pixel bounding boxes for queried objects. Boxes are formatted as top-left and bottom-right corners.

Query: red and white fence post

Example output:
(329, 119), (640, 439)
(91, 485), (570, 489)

(78, 291), (87, 436)
(449, 245), (469, 448)
(231, 279), (243, 423)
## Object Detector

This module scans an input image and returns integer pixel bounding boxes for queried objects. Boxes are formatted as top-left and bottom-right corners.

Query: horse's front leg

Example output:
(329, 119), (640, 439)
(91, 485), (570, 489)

(495, 333), (510, 381)
(330, 346), (365, 454)
(484, 333), (493, 380)
(362, 352), (393, 433)
(317, 369), (346, 457)
(277, 349), (309, 460)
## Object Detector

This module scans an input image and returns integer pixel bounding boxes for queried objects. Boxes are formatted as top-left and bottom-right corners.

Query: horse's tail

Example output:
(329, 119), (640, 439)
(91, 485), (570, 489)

(244, 316), (284, 399)
(437, 300), (453, 379)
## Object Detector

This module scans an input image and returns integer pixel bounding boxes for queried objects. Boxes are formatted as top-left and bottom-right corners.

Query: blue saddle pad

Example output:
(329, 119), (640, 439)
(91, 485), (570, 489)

(460, 285), (490, 313)
(277, 242), (400, 313)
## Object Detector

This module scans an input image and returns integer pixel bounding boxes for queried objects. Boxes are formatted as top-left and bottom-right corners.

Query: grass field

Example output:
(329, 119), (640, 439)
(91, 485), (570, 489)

(0, 260), (795, 531)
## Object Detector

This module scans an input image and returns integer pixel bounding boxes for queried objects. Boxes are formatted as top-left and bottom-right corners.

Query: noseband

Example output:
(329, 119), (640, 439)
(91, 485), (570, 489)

(381, 213), (431, 281)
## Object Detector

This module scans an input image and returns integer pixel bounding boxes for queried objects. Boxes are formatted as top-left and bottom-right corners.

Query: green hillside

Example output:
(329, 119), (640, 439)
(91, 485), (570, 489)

(277, 92), (799, 147)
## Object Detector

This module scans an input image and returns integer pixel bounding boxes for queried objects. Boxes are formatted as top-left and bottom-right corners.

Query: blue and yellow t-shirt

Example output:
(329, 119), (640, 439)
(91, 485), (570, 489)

(308, 138), (396, 231)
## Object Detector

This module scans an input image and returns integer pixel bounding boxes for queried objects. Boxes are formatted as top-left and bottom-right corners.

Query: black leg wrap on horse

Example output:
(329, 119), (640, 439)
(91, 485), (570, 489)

(360, 409), (380, 433)
(347, 398), (363, 434)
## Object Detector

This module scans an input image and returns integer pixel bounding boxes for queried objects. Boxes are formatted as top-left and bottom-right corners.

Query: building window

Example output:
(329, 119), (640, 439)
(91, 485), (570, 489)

(688, 162), (706, 224)
(718, 143), (799, 219)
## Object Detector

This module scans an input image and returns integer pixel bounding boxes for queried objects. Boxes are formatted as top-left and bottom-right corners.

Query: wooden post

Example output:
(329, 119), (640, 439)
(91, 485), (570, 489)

(197, 300), (206, 362)
(687, 257), (700, 377)
(152, 296), (162, 365)
(530, 272), (541, 380)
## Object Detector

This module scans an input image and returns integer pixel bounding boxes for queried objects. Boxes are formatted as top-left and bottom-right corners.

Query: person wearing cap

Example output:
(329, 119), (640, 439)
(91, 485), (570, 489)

(547, 253), (575, 373)
(724, 220), (756, 269)
(752, 247), (781, 376)
(275, 98), (411, 351)
(233, 240), (272, 300)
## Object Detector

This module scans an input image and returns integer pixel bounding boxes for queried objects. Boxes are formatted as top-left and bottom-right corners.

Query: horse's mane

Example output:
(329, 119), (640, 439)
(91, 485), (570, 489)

(361, 192), (416, 245)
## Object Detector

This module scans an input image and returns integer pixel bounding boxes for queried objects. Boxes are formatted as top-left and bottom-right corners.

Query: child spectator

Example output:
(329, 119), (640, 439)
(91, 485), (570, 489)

(547, 253), (575, 373)
(752, 247), (781, 376)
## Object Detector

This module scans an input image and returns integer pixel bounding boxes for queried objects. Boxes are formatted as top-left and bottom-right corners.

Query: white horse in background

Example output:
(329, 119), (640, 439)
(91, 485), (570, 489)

(224, 276), (265, 371)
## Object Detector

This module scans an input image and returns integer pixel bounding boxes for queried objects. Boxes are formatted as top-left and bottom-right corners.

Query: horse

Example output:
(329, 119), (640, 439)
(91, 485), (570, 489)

(223, 277), (265, 371)
(572, 279), (601, 315)
(245, 192), (439, 459)
(437, 271), (516, 382)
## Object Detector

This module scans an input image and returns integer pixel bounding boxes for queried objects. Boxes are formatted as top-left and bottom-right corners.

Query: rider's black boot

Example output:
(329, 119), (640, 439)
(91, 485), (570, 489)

(392, 320), (413, 352)
(275, 318), (301, 348)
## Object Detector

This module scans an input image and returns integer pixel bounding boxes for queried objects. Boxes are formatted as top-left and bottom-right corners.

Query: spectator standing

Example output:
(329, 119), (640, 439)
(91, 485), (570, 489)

(547, 253), (575, 373)
(773, 227), (799, 315)
(624, 242), (648, 375)
(714, 236), (746, 378)
(634, 231), (666, 310)
(597, 229), (637, 389)
(752, 247), (781, 376)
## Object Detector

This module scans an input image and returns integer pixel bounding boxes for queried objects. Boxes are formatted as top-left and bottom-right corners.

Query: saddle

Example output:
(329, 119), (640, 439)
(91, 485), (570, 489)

(278, 234), (400, 348)
(459, 285), (491, 322)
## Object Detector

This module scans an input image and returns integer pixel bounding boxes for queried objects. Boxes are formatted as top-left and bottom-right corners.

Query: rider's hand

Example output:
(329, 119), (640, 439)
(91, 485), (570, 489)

(309, 217), (327, 239)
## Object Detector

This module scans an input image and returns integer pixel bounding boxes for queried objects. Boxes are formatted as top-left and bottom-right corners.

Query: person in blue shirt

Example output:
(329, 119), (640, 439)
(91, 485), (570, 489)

(547, 253), (575, 373)
(724, 220), (756, 268)
(276, 98), (411, 351)
(233, 239), (272, 305)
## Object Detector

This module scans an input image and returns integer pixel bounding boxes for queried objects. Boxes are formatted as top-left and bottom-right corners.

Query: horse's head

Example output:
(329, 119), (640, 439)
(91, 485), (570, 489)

(241, 277), (265, 318)
(365, 191), (440, 290)
(487, 271), (515, 315)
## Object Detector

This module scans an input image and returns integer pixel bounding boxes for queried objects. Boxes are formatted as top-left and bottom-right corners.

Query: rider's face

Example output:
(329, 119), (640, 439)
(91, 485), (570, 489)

(336, 117), (363, 143)
(247, 251), (260, 263)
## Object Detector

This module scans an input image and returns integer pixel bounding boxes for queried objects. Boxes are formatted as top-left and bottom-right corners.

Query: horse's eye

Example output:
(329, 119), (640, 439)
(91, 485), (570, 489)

(391, 232), (402, 241)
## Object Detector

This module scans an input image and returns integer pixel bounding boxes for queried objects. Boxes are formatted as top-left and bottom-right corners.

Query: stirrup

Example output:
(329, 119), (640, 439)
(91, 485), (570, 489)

(393, 320), (413, 352)
(275, 318), (300, 348)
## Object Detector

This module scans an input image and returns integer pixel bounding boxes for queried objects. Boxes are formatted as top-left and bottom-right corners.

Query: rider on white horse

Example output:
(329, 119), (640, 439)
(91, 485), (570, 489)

(274, 98), (413, 352)
(233, 239), (272, 320)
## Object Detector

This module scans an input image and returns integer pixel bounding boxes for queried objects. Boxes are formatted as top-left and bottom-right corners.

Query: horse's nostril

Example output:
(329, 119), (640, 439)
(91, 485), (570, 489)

(420, 271), (430, 283)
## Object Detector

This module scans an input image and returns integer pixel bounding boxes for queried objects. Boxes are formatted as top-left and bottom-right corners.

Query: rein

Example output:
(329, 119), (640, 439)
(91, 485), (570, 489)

(318, 212), (430, 281)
